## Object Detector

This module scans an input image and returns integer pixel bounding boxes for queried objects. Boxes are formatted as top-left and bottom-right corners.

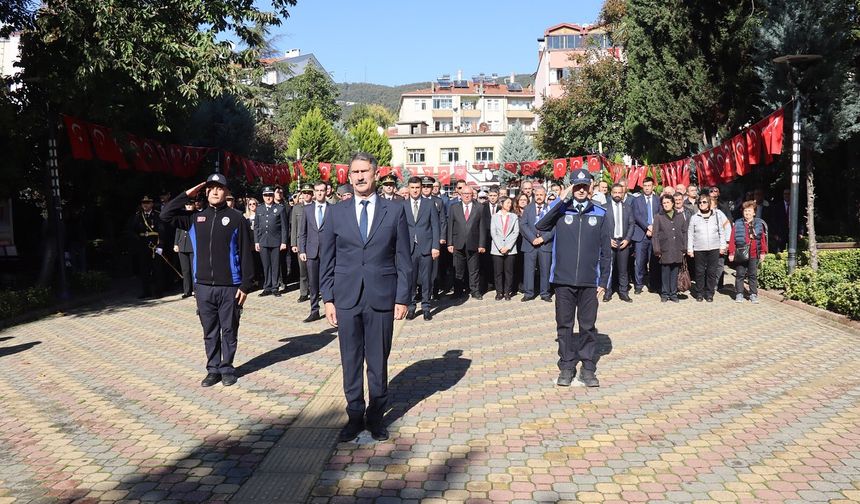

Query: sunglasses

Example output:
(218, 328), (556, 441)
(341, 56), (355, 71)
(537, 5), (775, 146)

(698, 201), (710, 205)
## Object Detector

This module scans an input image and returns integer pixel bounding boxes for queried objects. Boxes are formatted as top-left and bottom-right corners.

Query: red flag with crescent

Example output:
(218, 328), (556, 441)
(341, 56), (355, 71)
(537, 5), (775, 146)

(293, 160), (306, 179)
(183, 147), (210, 178)
(335, 164), (348, 184)
(473, 163), (485, 171)
(318, 162), (331, 181)
(717, 141), (735, 182)
(746, 121), (763, 165)
(454, 164), (467, 180)
(732, 134), (750, 176)
(586, 155), (601, 173)
(486, 162), (500, 170)
(552, 158), (567, 179)
(222, 152), (235, 177)
(438, 166), (451, 184)
(503, 162), (518, 173)
(569, 156), (584, 171)
(520, 161), (537, 176)
(87, 123), (122, 166)
(762, 107), (785, 157)
(126, 135), (152, 172)
(62, 115), (93, 160)
(392, 166), (402, 179)
(377, 165), (390, 177)
(422, 166), (434, 178)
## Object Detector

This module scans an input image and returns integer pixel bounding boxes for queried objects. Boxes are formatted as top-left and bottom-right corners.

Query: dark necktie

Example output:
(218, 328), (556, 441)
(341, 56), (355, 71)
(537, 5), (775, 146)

(576, 203), (584, 213)
(359, 200), (369, 243)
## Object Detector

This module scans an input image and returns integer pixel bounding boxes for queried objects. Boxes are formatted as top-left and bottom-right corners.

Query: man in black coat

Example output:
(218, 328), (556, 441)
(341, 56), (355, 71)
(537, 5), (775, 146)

(404, 176), (441, 320)
(447, 185), (488, 300)
(128, 195), (165, 299)
(604, 183), (635, 302)
(254, 187), (288, 297)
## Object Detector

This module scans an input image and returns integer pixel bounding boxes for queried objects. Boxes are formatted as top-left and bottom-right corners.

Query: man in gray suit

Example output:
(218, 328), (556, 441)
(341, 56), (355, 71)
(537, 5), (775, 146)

(254, 186), (288, 297)
(605, 183), (635, 302)
(404, 176), (440, 321)
(519, 185), (555, 302)
(290, 184), (313, 302)
(298, 181), (329, 322)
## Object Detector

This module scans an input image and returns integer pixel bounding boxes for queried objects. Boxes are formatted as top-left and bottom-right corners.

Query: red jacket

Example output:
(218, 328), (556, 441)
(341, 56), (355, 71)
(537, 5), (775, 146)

(728, 220), (768, 258)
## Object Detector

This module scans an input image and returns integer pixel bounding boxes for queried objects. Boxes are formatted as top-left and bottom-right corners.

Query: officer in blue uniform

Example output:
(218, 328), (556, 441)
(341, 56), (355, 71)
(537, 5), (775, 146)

(536, 168), (612, 387)
(254, 186), (289, 297)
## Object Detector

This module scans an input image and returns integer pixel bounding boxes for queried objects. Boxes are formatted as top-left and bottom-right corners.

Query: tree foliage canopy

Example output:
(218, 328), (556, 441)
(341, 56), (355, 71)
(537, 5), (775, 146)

(498, 122), (539, 163)
(349, 117), (392, 166)
(288, 107), (340, 183)
(274, 64), (340, 131)
(345, 104), (397, 130)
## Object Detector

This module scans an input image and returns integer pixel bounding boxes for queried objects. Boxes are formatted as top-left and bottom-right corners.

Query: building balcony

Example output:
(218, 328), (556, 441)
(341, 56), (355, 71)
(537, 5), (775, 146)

(506, 110), (535, 119)
(460, 109), (482, 118)
(431, 109), (454, 118)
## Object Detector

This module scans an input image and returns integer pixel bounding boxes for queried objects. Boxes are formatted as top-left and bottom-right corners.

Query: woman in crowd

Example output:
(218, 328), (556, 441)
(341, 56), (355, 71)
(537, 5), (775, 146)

(243, 198), (263, 288)
(513, 192), (530, 294)
(652, 194), (687, 303)
(490, 196), (519, 301)
(687, 195), (727, 302)
(729, 200), (768, 304)
(173, 201), (196, 298)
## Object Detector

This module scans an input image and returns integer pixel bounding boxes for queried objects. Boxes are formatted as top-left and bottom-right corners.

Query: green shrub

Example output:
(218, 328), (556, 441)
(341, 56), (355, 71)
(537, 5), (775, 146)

(0, 286), (53, 320)
(831, 282), (860, 320)
(758, 253), (789, 290)
(785, 267), (819, 305)
(817, 249), (860, 281)
(70, 270), (111, 293)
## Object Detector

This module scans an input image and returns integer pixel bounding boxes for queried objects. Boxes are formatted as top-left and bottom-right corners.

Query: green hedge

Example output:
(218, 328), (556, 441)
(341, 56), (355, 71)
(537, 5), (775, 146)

(0, 287), (53, 320)
(760, 249), (860, 319)
(70, 271), (111, 292)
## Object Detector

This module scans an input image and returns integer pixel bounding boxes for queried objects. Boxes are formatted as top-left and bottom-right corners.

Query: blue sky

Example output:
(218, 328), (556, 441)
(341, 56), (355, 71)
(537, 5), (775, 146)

(262, 0), (604, 86)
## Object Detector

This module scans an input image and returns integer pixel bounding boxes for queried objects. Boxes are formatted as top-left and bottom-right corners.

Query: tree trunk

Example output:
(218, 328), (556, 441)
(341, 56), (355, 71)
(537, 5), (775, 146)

(806, 153), (818, 271)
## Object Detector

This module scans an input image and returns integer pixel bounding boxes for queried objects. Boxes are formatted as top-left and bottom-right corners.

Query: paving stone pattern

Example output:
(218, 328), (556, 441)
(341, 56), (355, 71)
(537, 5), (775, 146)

(0, 288), (859, 503)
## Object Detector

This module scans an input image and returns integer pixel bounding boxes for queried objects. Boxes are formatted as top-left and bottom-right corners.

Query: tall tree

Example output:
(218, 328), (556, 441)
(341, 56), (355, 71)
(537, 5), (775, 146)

(345, 104), (397, 130)
(499, 122), (540, 181)
(349, 118), (392, 166)
(287, 107), (340, 186)
(274, 64), (340, 131)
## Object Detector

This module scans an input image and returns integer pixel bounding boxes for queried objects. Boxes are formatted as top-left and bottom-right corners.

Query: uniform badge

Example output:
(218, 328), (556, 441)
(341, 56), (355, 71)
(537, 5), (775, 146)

(588, 216), (598, 227)
(564, 215), (574, 225)
(196, 216), (206, 222)
(274, 208), (278, 213)
(221, 216), (230, 226)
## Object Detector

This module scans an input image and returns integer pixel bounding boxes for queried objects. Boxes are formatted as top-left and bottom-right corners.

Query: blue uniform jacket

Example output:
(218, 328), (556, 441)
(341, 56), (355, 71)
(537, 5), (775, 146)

(535, 198), (612, 288)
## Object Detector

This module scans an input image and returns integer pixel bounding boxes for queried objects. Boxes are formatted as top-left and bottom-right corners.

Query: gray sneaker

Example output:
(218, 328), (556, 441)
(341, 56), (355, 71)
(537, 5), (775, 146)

(735, 294), (744, 303)
(556, 369), (575, 387)
(749, 294), (759, 304)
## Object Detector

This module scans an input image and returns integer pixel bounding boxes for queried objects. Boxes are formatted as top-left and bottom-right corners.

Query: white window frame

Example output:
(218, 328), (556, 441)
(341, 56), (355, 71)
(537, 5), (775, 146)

(432, 96), (453, 109)
(474, 148), (494, 163)
(440, 148), (459, 163)
(407, 149), (425, 164)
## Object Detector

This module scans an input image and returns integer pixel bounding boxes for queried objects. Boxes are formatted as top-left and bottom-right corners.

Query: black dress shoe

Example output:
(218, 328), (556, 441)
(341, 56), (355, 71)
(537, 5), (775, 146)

(367, 424), (389, 441)
(338, 420), (364, 442)
(423, 312), (432, 321)
(521, 295), (535, 302)
(602, 294), (612, 302)
(221, 374), (237, 386)
(303, 311), (320, 323)
(541, 296), (553, 302)
(556, 369), (575, 387)
(705, 297), (714, 303)
(578, 369), (600, 387)
(258, 290), (271, 297)
(201, 373), (221, 387)
(272, 291), (282, 297)
(471, 293), (483, 300)
(504, 295), (512, 301)
(619, 293), (633, 303)
(634, 286), (643, 295)
(406, 309), (416, 320)
(495, 293), (503, 300)
(297, 295), (309, 303)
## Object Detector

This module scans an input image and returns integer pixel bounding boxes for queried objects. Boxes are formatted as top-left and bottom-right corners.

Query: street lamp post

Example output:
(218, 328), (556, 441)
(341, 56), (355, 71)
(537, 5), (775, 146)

(772, 54), (822, 274)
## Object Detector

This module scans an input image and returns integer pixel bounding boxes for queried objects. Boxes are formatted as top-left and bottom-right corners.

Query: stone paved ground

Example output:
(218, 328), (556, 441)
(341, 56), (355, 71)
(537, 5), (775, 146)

(1, 284), (859, 503)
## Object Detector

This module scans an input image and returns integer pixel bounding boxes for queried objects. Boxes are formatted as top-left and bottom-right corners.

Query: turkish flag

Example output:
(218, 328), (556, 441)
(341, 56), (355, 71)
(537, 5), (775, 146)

(454, 165), (467, 181)
(705, 150), (721, 187)
(166, 144), (185, 176)
(183, 147), (210, 178)
(503, 162), (518, 173)
(586, 155), (601, 173)
(223, 152), (235, 177)
(717, 142), (735, 182)
(552, 158), (567, 179)
(438, 165), (451, 184)
(679, 161), (691, 186)
(520, 161), (538, 176)
(393, 166), (402, 179)
(422, 166), (434, 178)
(242, 158), (257, 183)
(126, 135), (151, 172)
(293, 160), (306, 179)
(732, 134), (750, 176)
(745, 121), (763, 165)
(138, 139), (162, 173)
(62, 115), (93, 160)
(486, 162), (500, 170)
(377, 166), (391, 177)
(156, 143), (171, 175)
(319, 162), (331, 181)
(763, 108), (785, 156)
(569, 156), (584, 171)
(473, 163), (485, 171)
(335, 164), (348, 184)
(87, 123), (121, 166)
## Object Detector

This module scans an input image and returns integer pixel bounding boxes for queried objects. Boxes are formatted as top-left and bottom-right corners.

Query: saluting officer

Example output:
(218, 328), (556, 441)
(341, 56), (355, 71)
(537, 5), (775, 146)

(536, 168), (612, 388)
(128, 195), (165, 299)
(254, 186), (289, 297)
(379, 174), (404, 200)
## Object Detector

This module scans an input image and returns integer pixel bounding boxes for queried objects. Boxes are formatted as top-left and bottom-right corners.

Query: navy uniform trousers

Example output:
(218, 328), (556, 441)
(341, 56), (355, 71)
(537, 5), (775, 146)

(196, 284), (241, 374)
(337, 285), (394, 426)
(554, 284), (598, 372)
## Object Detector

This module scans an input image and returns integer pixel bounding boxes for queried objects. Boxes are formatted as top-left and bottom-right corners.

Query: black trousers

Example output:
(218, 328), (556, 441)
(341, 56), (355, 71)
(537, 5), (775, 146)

(554, 285), (599, 372)
(306, 257), (320, 313)
(195, 284), (240, 374)
(410, 249), (433, 311)
(735, 257), (759, 296)
(279, 249), (290, 289)
(660, 263), (680, 299)
(178, 252), (194, 296)
(609, 245), (631, 295)
(337, 288), (393, 426)
(137, 246), (163, 297)
(260, 246), (280, 292)
(492, 254), (515, 296)
(694, 249), (721, 299)
(438, 247), (453, 293)
(297, 253), (309, 296)
(452, 248), (482, 296)
(523, 249), (551, 297)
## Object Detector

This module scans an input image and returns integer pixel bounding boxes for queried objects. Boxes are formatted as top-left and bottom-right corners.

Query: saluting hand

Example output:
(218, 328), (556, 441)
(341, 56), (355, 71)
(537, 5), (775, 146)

(559, 184), (574, 200)
(185, 181), (207, 199)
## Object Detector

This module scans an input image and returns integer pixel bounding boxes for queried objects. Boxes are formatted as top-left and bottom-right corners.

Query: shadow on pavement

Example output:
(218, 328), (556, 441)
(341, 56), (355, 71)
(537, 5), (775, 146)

(0, 341), (41, 358)
(235, 328), (337, 378)
(428, 295), (468, 317)
(595, 333), (613, 364)
(384, 349), (471, 428)
(0, 336), (14, 342)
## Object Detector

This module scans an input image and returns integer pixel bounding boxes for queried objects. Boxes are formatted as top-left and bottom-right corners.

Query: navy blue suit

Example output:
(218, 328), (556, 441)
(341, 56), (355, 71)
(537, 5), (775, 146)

(404, 197), (440, 313)
(519, 201), (555, 298)
(320, 195), (412, 426)
(299, 201), (328, 314)
(632, 193), (660, 290)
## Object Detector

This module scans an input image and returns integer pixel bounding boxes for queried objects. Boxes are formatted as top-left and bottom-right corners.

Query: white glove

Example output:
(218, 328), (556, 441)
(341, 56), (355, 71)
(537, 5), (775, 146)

(155, 247), (163, 256)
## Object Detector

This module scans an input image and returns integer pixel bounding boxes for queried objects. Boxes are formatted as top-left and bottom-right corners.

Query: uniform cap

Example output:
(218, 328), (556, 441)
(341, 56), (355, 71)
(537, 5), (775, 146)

(477, 190), (488, 198)
(336, 184), (353, 195)
(206, 173), (229, 190)
(262, 186), (274, 195)
(570, 168), (591, 187)
(421, 176), (435, 186)
(380, 174), (397, 185)
(300, 183), (314, 193)
(140, 195), (153, 203)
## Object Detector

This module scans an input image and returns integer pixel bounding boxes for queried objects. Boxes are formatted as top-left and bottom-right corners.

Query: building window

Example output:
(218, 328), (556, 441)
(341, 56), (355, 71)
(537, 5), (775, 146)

(441, 148), (459, 163)
(485, 99), (500, 111)
(475, 148), (494, 163)
(508, 99), (532, 110)
(432, 97), (452, 109)
(461, 100), (476, 110)
(414, 99), (427, 111)
(434, 120), (453, 132)
(460, 120), (475, 133)
(489, 120), (501, 132)
(407, 149), (425, 164)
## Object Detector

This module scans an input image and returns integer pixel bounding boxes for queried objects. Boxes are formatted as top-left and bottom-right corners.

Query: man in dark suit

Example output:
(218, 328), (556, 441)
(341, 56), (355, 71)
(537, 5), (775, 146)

(447, 184), (488, 300)
(605, 183), (635, 302)
(290, 185), (313, 301)
(404, 176), (441, 321)
(320, 152), (412, 443)
(632, 177), (660, 294)
(298, 181), (329, 322)
(423, 177), (447, 299)
(519, 185), (555, 302)
(254, 187), (288, 297)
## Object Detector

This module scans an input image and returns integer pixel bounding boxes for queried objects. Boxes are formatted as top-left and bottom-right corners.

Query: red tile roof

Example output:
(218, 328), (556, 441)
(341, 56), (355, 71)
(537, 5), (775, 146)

(402, 83), (534, 97)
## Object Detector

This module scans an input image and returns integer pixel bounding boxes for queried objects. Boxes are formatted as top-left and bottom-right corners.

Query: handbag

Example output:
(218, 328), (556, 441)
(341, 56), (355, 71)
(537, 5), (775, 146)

(734, 244), (750, 263)
(678, 257), (692, 292)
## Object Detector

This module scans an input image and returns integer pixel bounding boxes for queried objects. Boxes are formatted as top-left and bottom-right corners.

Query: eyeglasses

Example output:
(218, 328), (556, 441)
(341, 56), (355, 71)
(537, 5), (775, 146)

(248, 202), (257, 206)
(709, 189), (719, 194)
(698, 201), (710, 205)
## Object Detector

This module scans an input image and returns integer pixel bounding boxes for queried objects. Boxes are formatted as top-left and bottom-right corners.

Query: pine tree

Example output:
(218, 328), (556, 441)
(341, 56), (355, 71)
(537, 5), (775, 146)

(349, 117), (392, 166)
(498, 122), (539, 181)
(287, 107), (340, 190)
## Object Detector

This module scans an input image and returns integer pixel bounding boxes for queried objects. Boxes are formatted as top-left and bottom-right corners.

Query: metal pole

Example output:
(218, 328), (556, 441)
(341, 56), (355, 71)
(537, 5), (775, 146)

(47, 121), (69, 300)
(787, 96), (802, 274)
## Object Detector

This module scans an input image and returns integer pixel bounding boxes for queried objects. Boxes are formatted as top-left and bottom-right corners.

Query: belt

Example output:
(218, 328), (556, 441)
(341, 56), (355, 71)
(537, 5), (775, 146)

(139, 232), (159, 237)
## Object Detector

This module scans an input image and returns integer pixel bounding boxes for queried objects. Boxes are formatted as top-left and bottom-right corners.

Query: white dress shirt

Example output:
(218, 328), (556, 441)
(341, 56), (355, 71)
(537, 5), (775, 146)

(613, 200), (624, 238)
(315, 202), (327, 228)
(354, 193), (378, 236)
